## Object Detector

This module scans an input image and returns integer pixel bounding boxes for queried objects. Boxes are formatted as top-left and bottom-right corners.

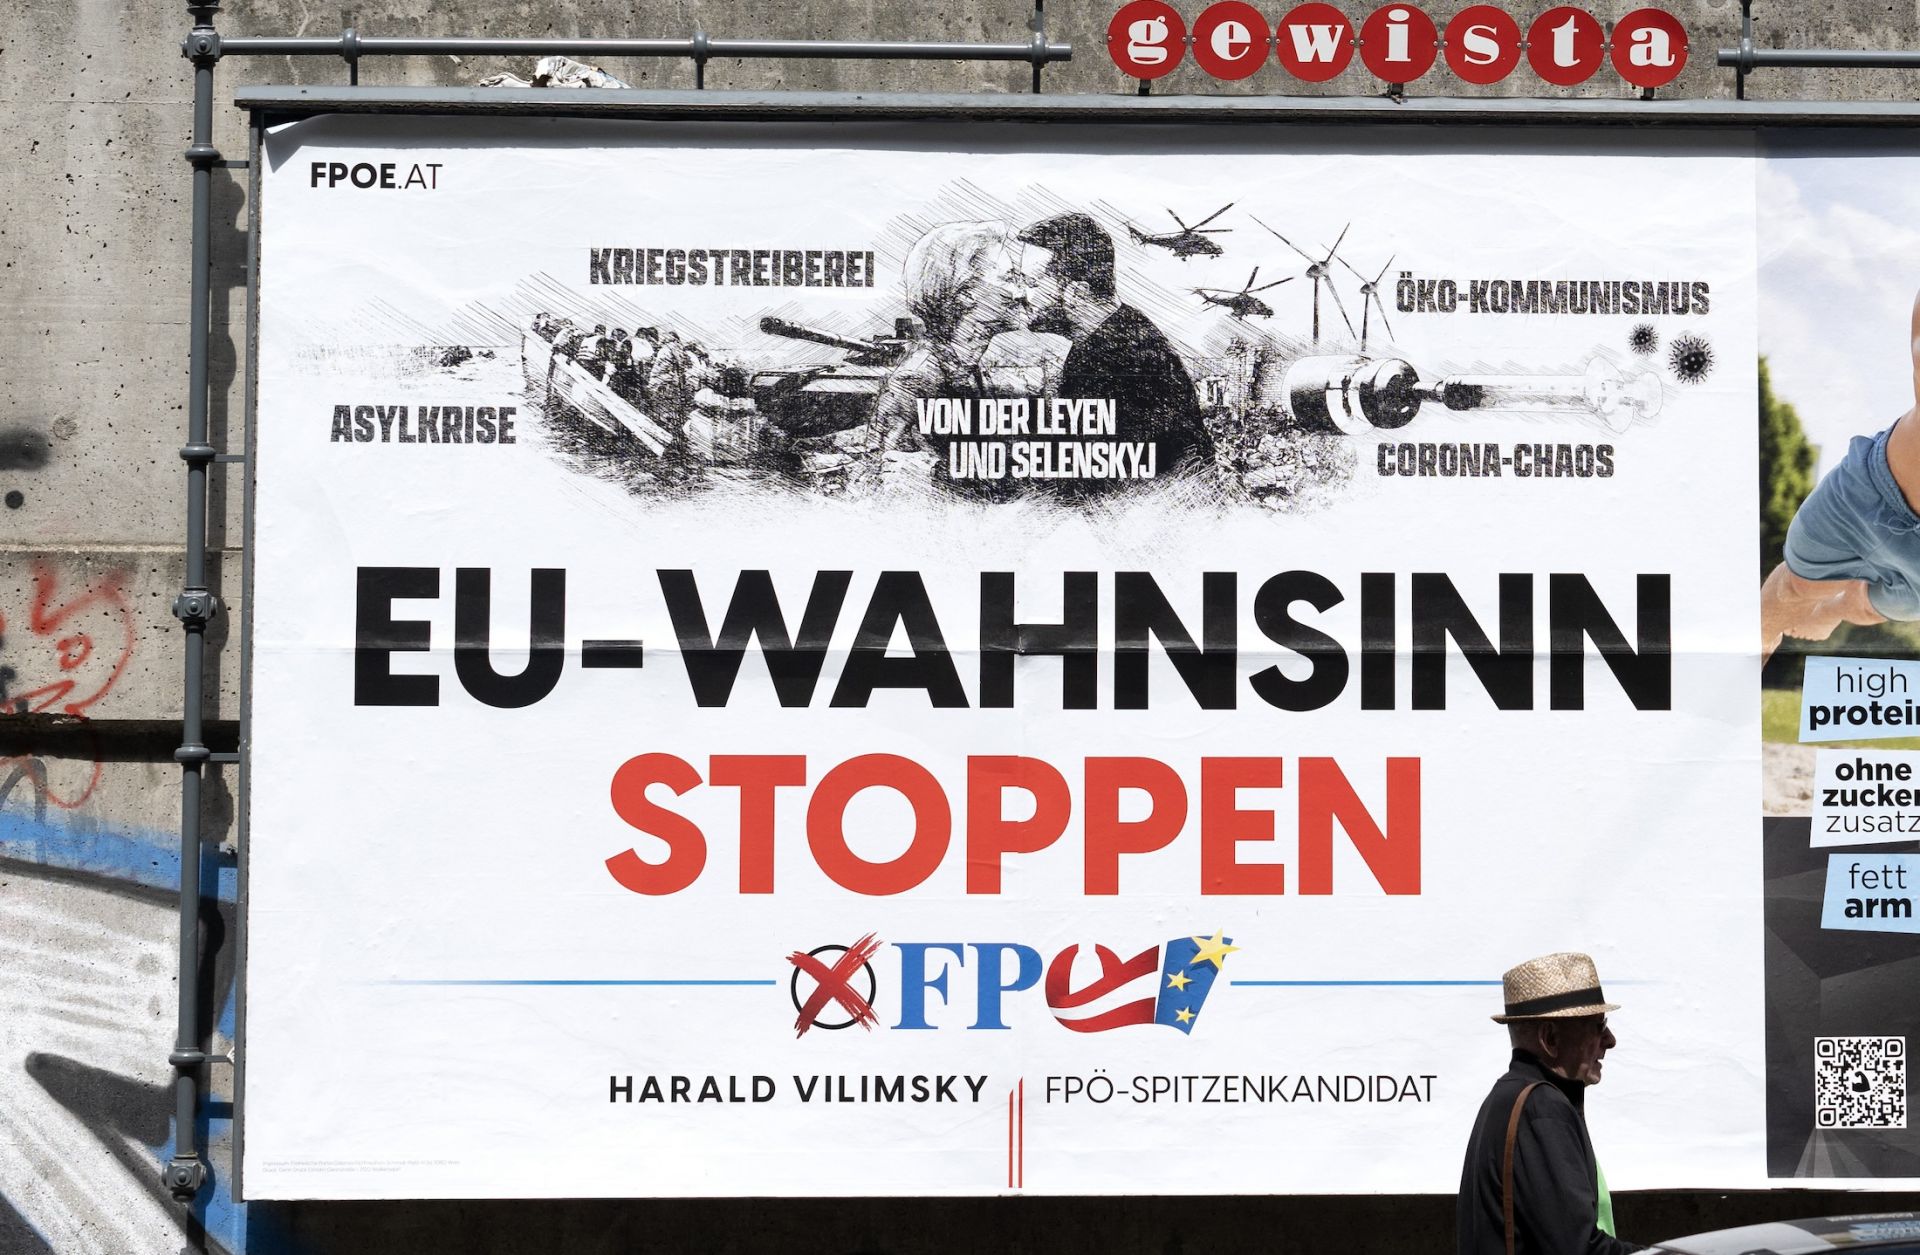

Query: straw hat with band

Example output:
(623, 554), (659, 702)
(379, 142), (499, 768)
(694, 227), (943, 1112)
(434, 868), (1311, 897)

(1490, 951), (1620, 1023)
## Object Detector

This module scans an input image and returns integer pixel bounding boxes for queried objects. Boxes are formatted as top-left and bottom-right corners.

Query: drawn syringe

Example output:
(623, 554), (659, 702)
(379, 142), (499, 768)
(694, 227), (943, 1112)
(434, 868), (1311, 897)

(1425, 359), (1662, 432)
(1283, 355), (1663, 436)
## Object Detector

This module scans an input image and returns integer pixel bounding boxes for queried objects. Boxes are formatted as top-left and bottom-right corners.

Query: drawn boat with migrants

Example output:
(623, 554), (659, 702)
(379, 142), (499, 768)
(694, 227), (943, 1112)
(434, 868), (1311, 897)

(519, 330), (674, 455)
(520, 314), (916, 451)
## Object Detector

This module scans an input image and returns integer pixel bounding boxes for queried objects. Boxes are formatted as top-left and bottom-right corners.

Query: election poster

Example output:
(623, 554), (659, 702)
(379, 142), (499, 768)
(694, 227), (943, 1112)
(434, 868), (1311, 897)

(243, 115), (1769, 1199)
(1759, 137), (1920, 1179)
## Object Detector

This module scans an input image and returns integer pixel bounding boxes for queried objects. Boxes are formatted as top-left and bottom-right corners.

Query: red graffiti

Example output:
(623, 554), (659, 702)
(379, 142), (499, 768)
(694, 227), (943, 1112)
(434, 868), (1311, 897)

(0, 739), (101, 815)
(0, 562), (136, 810)
(56, 634), (92, 671)
(0, 562), (134, 718)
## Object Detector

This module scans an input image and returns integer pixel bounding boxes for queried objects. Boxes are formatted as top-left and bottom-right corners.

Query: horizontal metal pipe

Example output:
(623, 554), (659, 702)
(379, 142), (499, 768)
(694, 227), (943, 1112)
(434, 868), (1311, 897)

(225, 36), (683, 55)
(709, 40), (1067, 61)
(232, 85), (1920, 128)
(221, 35), (1070, 62)
(1716, 47), (1920, 70)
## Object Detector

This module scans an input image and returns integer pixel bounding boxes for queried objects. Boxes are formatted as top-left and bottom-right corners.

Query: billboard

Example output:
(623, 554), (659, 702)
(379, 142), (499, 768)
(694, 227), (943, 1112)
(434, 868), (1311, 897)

(238, 112), (1905, 1199)
(1758, 141), (1920, 1180)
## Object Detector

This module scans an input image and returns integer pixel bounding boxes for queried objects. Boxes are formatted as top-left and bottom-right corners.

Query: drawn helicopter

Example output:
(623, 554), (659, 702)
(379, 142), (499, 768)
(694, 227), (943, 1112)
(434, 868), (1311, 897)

(1127, 203), (1235, 259)
(1194, 267), (1293, 318)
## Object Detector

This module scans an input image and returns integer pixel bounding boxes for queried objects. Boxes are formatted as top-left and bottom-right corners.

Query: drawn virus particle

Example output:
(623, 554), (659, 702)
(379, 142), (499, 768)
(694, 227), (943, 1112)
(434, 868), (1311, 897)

(1628, 323), (1658, 355)
(1668, 332), (1713, 384)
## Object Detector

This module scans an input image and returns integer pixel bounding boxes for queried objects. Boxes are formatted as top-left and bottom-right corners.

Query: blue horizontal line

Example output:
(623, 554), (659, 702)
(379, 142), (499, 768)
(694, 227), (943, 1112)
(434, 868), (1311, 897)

(1232, 980), (1504, 987)
(378, 979), (777, 987)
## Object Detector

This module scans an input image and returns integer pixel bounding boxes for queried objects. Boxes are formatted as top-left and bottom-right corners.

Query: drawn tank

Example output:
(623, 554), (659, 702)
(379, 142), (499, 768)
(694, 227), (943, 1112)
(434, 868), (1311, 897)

(750, 316), (917, 438)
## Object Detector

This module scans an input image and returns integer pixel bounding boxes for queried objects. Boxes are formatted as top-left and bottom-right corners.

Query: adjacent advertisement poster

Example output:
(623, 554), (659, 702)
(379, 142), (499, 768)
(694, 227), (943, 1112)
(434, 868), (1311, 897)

(243, 115), (1766, 1199)
(1759, 138), (1920, 1179)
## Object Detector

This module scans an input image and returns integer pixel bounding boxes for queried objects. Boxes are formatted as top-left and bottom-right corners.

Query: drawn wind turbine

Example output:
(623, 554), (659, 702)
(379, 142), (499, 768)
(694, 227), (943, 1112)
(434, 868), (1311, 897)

(1253, 216), (1355, 343)
(1338, 253), (1397, 351)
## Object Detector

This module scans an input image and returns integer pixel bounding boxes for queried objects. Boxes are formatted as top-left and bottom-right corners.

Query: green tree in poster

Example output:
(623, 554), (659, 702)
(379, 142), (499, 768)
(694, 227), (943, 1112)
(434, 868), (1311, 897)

(1758, 356), (1815, 576)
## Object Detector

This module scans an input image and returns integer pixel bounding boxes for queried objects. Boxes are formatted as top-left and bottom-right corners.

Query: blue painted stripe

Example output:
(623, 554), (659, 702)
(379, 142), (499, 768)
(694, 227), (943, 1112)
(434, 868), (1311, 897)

(0, 810), (235, 902)
(377, 978), (777, 986)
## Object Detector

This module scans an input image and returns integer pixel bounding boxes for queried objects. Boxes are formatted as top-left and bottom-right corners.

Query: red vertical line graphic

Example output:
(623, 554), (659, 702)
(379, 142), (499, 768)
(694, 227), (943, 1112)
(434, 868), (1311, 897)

(1007, 1087), (1015, 1188)
(1017, 1078), (1025, 1188)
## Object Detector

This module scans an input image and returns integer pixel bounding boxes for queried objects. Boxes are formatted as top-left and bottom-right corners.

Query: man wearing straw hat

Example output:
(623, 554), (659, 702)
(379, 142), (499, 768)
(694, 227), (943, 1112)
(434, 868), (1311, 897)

(1457, 952), (1643, 1255)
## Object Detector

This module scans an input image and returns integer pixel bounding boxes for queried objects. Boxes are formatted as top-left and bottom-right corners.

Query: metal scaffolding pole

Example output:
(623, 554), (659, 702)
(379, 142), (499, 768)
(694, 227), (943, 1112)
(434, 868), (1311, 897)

(167, 0), (223, 1207)
(222, 34), (1070, 61)
(216, 16), (1070, 91)
(1716, 0), (1920, 97)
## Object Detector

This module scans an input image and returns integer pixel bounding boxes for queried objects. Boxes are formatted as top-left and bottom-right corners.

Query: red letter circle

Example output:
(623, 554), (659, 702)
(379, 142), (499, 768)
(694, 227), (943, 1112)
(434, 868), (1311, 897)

(1527, 6), (1605, 85)
(1192, 2), (1272, 80)
(1612, 8), (1688, 88)
(1274, 2), (1354, 83)
(1359, 4), (1438, 83)
(1108, 0), (1185, 80)
(1443, 5), (1521, 85)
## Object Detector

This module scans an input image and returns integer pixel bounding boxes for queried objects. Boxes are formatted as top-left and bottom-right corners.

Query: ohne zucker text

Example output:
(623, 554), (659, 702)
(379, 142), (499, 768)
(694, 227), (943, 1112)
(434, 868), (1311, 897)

(1047, 1074), (1437, 1104)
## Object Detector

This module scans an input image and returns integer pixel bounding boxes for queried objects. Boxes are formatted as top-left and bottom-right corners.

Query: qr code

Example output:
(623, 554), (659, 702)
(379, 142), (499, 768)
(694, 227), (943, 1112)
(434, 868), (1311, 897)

(1815, 1037), (1907, 1129)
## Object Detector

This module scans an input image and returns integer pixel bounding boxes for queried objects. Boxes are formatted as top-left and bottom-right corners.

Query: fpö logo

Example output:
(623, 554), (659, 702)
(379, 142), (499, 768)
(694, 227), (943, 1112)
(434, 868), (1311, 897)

(786, 931), (1239, 1036)
(1108, 2), (1686, 88)
(307, 159), (445, 190)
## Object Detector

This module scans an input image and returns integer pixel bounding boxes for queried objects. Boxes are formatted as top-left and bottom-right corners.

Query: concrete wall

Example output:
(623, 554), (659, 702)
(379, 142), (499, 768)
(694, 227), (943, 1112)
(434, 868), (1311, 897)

(4, 1), (1920, 1251)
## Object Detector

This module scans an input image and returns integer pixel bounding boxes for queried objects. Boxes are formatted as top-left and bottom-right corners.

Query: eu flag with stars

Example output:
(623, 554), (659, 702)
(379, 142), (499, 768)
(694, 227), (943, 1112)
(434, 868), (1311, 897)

(1153, 931), (1236, 1034)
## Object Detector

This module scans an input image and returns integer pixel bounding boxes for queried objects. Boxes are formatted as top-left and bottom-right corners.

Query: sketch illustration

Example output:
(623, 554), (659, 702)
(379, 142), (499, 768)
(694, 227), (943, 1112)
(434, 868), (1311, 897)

(343, 182), (1685, 511)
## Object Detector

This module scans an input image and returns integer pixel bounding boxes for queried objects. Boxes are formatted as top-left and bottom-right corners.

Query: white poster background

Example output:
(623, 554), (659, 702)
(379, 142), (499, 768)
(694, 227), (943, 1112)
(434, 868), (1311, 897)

(244, 116), (1761, 1199)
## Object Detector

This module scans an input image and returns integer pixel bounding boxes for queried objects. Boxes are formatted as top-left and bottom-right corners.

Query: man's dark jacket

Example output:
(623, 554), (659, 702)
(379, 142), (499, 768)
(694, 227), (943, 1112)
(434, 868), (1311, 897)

(1457, 1051), (1643, 1255)
(1055, 303), (1212, 492)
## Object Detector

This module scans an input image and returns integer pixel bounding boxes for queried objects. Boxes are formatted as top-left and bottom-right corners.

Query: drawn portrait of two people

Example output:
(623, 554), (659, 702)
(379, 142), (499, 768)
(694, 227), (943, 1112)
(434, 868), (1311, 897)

(840, 212), (1215, 499)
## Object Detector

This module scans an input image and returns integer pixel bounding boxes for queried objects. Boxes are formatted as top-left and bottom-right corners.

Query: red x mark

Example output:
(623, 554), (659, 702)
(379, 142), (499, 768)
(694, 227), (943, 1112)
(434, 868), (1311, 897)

(787, 933), (883, 1038)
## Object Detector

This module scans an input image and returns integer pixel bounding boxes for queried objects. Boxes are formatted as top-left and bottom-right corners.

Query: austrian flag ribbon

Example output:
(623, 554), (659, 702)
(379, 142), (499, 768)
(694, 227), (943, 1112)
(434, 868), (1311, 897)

(1044, 931), (1239, 1034)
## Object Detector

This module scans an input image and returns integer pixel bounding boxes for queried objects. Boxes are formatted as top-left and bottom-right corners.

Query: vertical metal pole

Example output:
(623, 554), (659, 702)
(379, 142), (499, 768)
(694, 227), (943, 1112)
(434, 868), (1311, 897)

(1030, 0), (1045, 93)
(1736, 0), (1753, 99)
(168, 0), (223, 1206)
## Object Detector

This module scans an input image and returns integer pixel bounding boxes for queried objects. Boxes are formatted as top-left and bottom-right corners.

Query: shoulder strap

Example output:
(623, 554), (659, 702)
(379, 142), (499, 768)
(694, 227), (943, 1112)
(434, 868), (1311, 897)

(1503, 1082), (1545, 1255)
